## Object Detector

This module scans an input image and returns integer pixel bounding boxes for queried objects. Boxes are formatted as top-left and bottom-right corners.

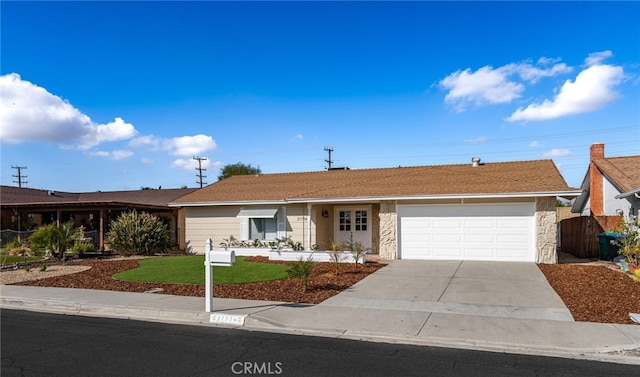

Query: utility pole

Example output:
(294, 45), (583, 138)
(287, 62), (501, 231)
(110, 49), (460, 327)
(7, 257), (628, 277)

(324, 146), (333, 170)
(11, 165), (28, 188)
(193, 156), (207, 188)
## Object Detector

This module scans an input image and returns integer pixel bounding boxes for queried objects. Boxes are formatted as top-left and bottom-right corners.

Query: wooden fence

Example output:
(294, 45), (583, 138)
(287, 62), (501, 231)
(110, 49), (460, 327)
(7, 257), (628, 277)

(559, 215), (623, 259)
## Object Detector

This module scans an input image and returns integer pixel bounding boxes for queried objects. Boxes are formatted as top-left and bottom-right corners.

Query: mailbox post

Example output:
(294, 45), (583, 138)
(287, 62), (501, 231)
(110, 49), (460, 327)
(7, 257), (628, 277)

(204, 238), (235, 312)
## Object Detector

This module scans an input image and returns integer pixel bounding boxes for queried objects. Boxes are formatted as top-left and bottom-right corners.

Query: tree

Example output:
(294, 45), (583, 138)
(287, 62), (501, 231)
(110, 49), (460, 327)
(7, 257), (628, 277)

(218, 162), (261, 181)
(106, 210), (172, 256)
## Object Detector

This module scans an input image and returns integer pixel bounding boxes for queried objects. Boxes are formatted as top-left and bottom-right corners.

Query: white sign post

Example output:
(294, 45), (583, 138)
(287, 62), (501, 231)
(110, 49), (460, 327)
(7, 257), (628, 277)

(204, 238), (235, 312)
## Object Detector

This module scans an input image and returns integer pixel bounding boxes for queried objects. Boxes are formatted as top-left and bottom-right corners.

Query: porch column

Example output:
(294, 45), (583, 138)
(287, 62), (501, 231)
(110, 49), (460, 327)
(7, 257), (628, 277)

(307, 203), (312, 251)
(99, 209), (105, 251)
(56, 209), (62, 226)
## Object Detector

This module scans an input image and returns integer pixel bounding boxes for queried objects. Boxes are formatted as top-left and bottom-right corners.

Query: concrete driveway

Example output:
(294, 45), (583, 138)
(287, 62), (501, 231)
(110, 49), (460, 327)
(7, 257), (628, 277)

(321, 260), (574, 322)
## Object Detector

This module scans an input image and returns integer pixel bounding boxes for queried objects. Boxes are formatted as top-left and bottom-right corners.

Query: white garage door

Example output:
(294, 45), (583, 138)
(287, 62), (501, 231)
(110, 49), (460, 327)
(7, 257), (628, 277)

(398, 203), (535, 262)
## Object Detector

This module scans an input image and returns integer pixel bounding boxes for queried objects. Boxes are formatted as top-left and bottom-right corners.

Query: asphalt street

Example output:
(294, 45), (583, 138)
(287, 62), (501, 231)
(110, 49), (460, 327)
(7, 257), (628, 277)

(2, 309), (638, 377)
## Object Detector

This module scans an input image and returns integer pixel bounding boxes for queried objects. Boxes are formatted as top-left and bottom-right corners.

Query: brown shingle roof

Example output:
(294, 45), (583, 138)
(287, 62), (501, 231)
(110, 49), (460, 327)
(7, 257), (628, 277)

(593, 156), (640, 193)
(1, 186), (198, 207)
(173, 159), (576, 204)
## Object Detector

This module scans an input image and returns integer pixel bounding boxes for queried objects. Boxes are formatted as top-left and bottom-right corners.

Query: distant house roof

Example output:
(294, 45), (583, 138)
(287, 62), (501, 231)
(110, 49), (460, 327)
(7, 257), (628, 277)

(593, 156), (640, 196)
(172, 159), (579, 205)
(1, 186), (198, 209)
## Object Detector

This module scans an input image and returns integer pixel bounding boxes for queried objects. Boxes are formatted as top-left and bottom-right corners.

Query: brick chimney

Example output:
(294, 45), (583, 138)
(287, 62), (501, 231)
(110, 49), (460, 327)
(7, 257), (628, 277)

(589, 143), (605, 216)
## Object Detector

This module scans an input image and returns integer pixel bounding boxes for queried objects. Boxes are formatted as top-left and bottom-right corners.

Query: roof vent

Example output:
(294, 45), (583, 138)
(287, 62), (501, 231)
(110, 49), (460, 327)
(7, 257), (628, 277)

(471, 157), (481, 167)
(47, 190), (55, 196)
(328, 167), (350, 171)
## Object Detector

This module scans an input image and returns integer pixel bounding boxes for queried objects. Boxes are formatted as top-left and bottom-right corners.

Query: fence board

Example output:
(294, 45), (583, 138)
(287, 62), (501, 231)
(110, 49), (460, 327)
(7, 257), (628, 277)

(559, 215), (622, 259)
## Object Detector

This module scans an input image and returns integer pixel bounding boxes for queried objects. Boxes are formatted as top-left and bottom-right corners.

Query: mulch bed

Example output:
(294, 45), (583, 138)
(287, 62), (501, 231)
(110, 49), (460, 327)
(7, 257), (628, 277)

(18, 257), (385, 304)
(538, 263), (640, 325)
(15, 257), (640, 324)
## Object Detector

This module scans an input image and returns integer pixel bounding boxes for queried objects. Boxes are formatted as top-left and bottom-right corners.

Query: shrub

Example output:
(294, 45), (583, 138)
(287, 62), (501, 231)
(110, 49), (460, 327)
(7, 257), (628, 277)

(40, 262), (48, 272)
(71, 242), (96, 254)
(107, 210), (172, 256)
(615, 215), (640, 266)
(27, 222), (78, 259)
(286, 255), (317, 291)
(326, 241), (343, 275)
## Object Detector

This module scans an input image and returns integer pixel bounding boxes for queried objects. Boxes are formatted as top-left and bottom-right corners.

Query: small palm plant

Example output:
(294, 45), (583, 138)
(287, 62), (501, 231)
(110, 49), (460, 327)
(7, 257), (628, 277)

(286, 255), (317, 291)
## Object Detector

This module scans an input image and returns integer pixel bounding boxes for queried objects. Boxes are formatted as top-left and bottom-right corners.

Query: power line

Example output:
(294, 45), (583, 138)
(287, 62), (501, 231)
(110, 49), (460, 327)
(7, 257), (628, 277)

(11, 165), (27, 188)
(193, 156), (207, 188)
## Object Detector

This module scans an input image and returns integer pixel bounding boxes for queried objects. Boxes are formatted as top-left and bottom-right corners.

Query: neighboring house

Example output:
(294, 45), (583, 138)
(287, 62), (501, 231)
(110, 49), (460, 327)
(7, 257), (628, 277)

(0, 186), (197, 251)
(170, 159), (580, 263)
(572, 143), (640, 217)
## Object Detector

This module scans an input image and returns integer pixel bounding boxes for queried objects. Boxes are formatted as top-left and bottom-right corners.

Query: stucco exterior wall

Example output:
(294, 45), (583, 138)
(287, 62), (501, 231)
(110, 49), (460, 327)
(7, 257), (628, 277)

(535, 196), (558, 264)
(379, 200), (397, 260)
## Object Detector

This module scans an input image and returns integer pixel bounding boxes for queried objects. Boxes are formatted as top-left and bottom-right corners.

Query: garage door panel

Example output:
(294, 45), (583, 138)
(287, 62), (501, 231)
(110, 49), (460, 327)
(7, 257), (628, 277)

(465, 248), (494, 257)
(464, 219), (494, 229)
(464, 234), (494, 243)
(433, 247), (462, 257)
(399, 203), (535, 262)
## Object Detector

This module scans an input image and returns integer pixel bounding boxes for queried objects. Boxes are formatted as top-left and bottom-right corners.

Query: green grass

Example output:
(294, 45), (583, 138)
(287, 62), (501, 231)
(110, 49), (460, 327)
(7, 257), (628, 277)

(113, 256), (289, 285)
(0, 255), (44, 265)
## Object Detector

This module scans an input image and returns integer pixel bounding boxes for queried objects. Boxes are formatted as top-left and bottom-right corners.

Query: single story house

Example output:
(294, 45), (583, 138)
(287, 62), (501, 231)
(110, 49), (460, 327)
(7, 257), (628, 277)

(572, 142), (640, 217)
(0, 186), (197, 251)
(170, 158), (580, 263)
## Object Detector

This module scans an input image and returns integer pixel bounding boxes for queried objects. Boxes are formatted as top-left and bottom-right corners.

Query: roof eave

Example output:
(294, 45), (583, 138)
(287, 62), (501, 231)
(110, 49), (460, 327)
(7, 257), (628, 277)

(170, 190), (582, 206)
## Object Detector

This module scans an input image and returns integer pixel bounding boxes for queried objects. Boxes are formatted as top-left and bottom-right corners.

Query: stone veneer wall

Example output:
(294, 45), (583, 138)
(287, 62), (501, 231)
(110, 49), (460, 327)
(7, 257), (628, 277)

(371, 203), (380, 254)
(378, 201), (397, 260)
(536, 196), (558, 264)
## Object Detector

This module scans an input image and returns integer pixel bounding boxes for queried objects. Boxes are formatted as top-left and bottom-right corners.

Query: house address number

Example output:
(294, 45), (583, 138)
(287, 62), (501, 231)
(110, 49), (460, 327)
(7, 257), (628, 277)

(209, 313), (247, 326)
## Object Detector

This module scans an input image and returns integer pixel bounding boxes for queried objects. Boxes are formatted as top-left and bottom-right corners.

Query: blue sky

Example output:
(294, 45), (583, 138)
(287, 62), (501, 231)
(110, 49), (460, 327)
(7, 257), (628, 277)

(1, 1), (639, 192)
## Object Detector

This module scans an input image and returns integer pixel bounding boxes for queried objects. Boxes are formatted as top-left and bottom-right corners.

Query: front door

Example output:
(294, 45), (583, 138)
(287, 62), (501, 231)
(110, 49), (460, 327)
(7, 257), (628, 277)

(334, 206), (371, 248)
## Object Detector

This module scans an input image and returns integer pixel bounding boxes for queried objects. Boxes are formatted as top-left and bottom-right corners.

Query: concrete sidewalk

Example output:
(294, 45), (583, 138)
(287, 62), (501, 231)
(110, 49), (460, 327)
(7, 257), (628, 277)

(2, 260), (640, 365)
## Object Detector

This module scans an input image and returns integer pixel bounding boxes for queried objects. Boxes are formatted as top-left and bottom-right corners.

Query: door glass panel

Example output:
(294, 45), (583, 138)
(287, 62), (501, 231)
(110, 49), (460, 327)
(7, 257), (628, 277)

(355, 210), (367, 231)
(339, 210), (351, 231)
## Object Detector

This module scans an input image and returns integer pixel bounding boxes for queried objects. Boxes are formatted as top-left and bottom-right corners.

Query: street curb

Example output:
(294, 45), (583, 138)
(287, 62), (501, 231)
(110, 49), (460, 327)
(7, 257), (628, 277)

(3, 296), (640, 366)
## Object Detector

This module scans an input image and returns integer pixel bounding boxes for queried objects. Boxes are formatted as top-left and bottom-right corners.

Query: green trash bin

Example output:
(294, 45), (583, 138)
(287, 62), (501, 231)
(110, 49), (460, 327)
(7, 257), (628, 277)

(597, 232), (621, 260)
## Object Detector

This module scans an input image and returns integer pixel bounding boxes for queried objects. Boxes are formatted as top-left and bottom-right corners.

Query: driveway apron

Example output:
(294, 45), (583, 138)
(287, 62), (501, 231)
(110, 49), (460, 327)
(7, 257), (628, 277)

(321, 260), (574, 322)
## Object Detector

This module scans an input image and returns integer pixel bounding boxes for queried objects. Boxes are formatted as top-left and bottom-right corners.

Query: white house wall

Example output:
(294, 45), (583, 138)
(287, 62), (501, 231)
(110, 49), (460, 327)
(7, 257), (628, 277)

(184, 204), (309, 254)
(603, 176), (634, 216)
(184, 206), (241, 254)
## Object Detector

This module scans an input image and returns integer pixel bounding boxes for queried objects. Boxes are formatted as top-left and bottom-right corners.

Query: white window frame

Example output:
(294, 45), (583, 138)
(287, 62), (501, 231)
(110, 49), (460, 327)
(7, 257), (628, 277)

(239, 206), (286, 241)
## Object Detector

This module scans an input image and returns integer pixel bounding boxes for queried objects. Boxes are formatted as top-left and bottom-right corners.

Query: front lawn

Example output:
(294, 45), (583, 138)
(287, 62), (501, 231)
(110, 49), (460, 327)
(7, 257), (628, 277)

(113, 256), (289, 284)
(1, 255), (44, 265)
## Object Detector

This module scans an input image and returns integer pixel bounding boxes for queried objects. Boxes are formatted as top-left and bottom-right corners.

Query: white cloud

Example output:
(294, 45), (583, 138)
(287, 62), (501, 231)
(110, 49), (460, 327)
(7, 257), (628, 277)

(439, 59), (571, 111)
(537, 57), (562, 66)
(529, 140), (540, 148)
(507, 62), (624, 122)
(141, 157), (154, 164)
(130, 134), (216, 156)
(170, 157), (222, 172)
(295, 134), (303, 140)
(168, 134), (216, 156)
(585, 50), (613, 67)
(88, 149), (134, 160)
(439, 66), (524, 110)
(543, 148), (571, 158)
(0, 73), (137, 149)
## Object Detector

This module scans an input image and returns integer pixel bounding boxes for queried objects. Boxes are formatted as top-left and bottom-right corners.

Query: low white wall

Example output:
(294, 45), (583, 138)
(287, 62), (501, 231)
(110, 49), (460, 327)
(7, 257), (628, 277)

(211, 247), (365, 263)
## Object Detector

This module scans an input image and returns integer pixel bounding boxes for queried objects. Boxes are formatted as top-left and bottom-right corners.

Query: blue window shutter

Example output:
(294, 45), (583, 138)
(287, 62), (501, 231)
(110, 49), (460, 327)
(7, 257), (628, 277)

(276, 207), (287, 238)
(240, 217), (249, 240)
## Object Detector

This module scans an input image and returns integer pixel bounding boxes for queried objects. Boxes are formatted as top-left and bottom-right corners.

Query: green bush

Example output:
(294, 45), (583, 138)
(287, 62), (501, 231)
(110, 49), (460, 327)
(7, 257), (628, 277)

(107, 210), (172, 256)
(71, 242), (96, 254)
(27, 222), (78, 259)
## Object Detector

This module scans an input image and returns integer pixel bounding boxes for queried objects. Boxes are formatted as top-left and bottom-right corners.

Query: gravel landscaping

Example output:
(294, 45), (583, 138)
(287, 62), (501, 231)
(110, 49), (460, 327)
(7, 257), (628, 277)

(3, 254), (640, 325)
